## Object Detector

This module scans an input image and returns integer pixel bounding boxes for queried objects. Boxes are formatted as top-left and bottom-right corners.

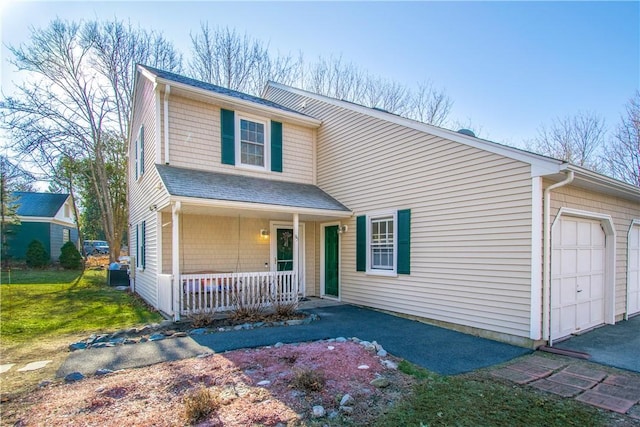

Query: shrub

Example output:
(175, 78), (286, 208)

(25, 240), (49, 269)
(59, 241), (83, 269)
(183, 386), (219, 424)
(290, 368), (326, 392)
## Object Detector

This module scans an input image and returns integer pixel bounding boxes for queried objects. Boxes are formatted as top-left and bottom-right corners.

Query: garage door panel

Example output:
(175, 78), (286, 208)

(561, 250), (577, 274)
(560, 220), (577, 245)
(560, 277), (577, 305)
(591, 249), (604, 271)
(577, 221), (592, 245)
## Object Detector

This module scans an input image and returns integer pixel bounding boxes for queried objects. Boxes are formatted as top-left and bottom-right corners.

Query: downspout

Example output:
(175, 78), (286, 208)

(542, 170), (574, 346)
(163, 85), (171, 164)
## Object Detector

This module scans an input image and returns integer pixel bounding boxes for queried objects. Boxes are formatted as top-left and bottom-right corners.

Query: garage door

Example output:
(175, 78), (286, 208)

(629, 224), (640, 316)
(551, 217), (606, 340)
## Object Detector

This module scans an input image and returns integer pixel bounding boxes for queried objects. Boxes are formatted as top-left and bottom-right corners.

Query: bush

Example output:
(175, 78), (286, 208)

(290, 368), (326, 392)
(183, 386), (219, 424)
(59, 241), (83, 269)
(25, 240), (49, 269)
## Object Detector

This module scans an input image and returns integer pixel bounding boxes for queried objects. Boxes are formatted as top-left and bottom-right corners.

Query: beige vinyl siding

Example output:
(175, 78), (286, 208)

(160, 213), (317, 295)
(129, 76), (170, 307)
(267, 86), (535, 338)
(548, 183), (640, 318)
(164, 93), (314, 184)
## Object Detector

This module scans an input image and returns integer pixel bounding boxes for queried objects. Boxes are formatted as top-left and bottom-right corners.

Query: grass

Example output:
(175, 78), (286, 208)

(1, 269), (162, 345)
(377, 361), (612, 427)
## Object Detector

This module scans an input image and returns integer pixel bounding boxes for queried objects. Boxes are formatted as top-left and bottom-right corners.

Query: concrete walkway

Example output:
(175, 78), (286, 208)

(551, 315), (640, 373)
(59, 304), (530, 377)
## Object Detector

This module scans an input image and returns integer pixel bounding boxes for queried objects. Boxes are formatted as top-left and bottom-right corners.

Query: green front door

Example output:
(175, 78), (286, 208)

(276, 228), (294, 271)
(324, 225), (339, 297)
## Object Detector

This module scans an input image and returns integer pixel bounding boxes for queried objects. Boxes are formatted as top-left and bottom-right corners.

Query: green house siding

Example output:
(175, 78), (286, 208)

(6, 222), (51, 261)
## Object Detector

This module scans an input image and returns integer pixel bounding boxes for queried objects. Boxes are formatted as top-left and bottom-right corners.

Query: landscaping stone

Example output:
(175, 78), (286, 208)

(64, 372), (85, 383)
(172, 332), (188, 338)
(17, 360), (51, 372)
(576, 390), (636, 414)
(286, 319), (304, 326)
(335, 337), (347, 342)
(381, 360), (398, 370)
(357, 365), (370, 370)
(274, 342), (284, 348)
(0, 363), (15, 374)
(377, 349), (388, 357)
(370, 377), (391, 388)
(327, 346), (335, 350)
(189, 328), (208, 335)
(149, 333), (165, 341)
(312, 405), (325, 418)
(257, 380), (271, 386)
(340, 394), (354, 406)
(95, 369), (114, 376)
(110, 337), (125, 345)
(340, 405), (354, 414)
(69, 342), (87, 351)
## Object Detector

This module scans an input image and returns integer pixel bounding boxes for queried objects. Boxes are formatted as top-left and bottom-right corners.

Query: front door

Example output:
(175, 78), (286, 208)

(324, 225), (339, 298)
(276, 228), (294, 271)
(271, 222), (305, 295)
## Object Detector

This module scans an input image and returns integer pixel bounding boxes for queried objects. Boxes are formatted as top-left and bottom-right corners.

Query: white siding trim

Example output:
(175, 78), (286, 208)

(320, 221), (341, 300)
(530, 176), (542, 339)
(155, 83), (161, 164)
(551, 207), (617, 328)
(627, 219), (640, 320)
(164, 85), (171, 165)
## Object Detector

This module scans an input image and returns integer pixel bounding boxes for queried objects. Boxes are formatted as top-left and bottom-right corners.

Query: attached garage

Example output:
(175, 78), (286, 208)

(628, 222), (640, 317)
(551, 215), (608, 340)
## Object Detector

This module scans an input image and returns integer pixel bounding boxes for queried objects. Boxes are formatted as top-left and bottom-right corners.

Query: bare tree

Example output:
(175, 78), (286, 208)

(604, 91), (640, 187)
(407, 80), (453, 127)
(0, 18), (181, 262)
(525, 112), (606, 170)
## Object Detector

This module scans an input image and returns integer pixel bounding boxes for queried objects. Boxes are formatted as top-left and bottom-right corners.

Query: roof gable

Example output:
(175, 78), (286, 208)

(12, 192), (69, 218)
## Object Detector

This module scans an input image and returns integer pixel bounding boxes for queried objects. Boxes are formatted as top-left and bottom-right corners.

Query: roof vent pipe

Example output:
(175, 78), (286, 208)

(457, 128), (476, 137)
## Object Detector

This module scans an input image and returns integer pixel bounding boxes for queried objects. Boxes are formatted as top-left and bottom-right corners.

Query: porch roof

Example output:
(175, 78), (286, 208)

(156, 165), (351, 214)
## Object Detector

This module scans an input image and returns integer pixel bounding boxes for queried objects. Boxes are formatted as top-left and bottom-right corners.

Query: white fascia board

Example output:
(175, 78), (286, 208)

(18, 217), (76, 227)
(567, 164), (640, 201)
(266, 82), (566, 173)
(150, 76), (321, 129)
(171, 195), (352, 218)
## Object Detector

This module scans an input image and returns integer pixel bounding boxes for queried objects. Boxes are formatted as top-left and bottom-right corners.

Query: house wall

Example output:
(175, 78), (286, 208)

(548, 183), (640, 318)
(49, 223), (79, 260)
(129, 75), (171, 307)
(267, 86), (536, 341)
(164, 92), (315, 184)
(161, 213), (318, 295)
(5, 222), (50, 261)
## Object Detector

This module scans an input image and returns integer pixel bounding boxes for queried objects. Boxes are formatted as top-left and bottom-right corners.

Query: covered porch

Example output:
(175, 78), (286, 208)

(153, 165), (351, 319)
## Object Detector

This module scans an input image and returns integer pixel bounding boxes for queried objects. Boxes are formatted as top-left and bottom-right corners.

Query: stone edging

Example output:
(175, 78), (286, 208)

(69, 313), (320, 351)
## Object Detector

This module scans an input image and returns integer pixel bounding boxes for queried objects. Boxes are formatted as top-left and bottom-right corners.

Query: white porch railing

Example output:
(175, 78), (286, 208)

(180, 271), (298, 315)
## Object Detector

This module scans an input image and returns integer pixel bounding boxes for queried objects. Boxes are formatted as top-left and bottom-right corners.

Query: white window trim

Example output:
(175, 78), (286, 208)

(235, 113), (270, 171)
(366, 210), (398, 277)
(136, 222), (146, 272)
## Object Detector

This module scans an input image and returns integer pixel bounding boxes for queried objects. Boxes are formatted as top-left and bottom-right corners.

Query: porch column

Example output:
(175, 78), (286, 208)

(172, 201), (181, 321)
(293, 212), (299, 293)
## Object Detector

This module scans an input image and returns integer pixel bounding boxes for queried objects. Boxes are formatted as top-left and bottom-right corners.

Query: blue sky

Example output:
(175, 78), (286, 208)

(1, 1), (638, 148)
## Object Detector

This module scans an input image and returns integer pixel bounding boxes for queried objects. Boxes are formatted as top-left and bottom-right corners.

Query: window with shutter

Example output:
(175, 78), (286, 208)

(356, 209), (411, 276)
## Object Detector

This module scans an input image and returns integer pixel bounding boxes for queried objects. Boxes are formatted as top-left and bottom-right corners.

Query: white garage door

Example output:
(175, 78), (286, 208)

(551, 216), (606, 340)
(629, 224), (640, 316)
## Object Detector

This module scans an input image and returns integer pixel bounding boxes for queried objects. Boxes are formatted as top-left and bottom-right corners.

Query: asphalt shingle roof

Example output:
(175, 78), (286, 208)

(139, 65), (305, 116)
(156, 165), (350, 213)
(12, 192), (69, 217)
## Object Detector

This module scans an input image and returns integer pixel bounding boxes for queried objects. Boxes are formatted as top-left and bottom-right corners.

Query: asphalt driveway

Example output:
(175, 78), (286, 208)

(59, 304), (530, 377)
(551, 315), (640, 373)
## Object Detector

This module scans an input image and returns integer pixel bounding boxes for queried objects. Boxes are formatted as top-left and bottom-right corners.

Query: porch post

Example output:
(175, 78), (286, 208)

(172, 201), (181, 321)
(293, 212), (299, 294)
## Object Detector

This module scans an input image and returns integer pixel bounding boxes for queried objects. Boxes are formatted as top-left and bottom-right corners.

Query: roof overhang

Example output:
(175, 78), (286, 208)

(542, 164), (640, 202)
(138, 66), (321, 128)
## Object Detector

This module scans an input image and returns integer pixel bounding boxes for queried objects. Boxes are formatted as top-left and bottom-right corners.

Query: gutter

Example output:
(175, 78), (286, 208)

(542, 170), (574, 346)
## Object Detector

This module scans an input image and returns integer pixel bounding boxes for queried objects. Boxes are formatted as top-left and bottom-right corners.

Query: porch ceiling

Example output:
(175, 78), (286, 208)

(165, 202), (348, 222)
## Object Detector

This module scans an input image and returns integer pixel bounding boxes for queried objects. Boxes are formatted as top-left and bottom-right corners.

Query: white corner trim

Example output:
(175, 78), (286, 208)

(155, 83), (161, 164)
(530, 177), (543, 340)
(163, 84), (171, 164)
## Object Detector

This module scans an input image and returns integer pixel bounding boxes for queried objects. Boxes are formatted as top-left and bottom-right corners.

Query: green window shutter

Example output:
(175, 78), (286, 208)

(134, 136), (139, 180)
(136, 225), (140, 268)
(142, 221), (146, 269)
(220, 109), (235, 165)
(397, 209), (411, 274)
(271, 120), (283, 172)
(356, 215), (366, 272)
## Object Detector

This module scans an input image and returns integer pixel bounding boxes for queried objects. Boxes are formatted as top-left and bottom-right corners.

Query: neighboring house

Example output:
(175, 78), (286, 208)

(128, 64), (640, 348)
(6, 192), (79, 262)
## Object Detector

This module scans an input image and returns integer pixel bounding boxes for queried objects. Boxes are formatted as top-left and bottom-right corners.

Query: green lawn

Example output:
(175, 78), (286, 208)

(375, 360), (612, 427)
(0, 269), (163, 344)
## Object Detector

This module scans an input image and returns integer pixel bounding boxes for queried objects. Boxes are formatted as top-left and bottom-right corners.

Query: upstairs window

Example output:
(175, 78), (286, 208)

(239, 118), (266, 167)
(135, 126), (145, 180)
(221, 109), (282, 172)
